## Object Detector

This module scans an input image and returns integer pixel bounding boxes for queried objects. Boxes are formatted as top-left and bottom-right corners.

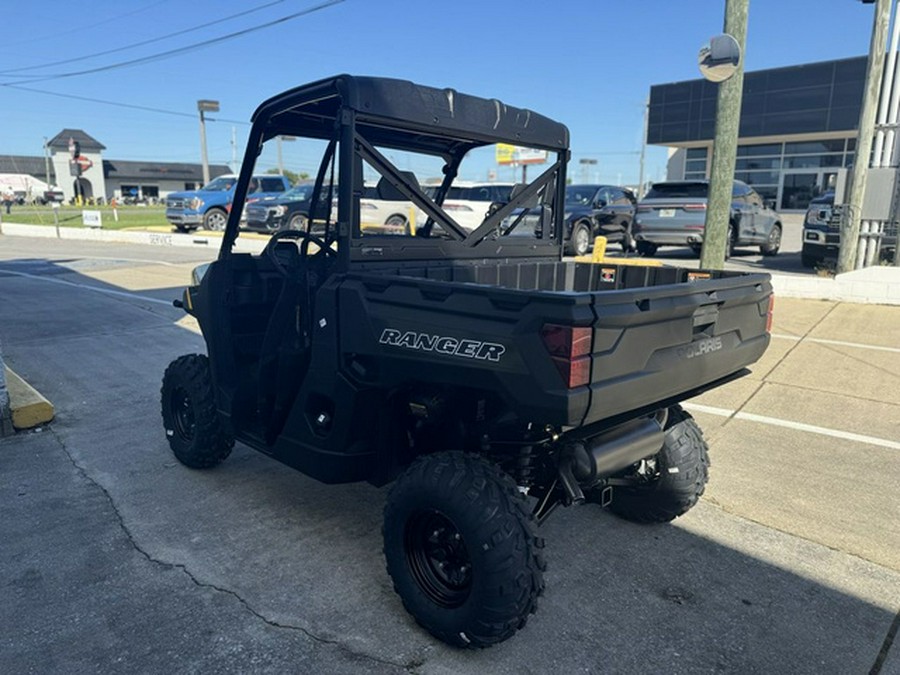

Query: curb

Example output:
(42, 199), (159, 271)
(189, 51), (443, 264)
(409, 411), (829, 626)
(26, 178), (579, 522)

(0, 221), (267, 254)
(4, 367), (54, 431)
(770, 267), (900, 305)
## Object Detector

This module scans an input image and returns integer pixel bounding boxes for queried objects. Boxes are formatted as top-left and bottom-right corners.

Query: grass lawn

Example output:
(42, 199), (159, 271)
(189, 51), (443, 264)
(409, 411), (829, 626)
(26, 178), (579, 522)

(1, 204), (169, 231)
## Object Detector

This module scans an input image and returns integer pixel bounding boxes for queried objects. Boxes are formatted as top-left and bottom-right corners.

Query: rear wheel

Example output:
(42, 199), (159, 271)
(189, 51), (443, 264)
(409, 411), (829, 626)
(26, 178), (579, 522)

(385, 213), (411, 235)
(605, 405), (709, 524)
(760, 224), (782, 256)
(636, 240), (658, 257)
(383, 452), (545, 648)
(161, 354), (233, 469)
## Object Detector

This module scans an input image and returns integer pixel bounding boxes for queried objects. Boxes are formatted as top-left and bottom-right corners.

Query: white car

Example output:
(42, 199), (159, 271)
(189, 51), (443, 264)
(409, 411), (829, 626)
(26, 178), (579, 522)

(427, 181), (516, 230)
(359, 183), (421, 235)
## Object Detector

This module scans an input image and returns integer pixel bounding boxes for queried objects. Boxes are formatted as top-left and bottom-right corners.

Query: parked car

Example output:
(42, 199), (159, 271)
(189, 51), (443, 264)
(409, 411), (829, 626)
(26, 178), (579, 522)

(359, 177), (426, 235)
(427, 181), (515, 230)
(166, 174), (291, 232)
(633, 179), (782, 257)
(801, 192), (897, 267)
(37, 188), (65, 205)
(563, 184), (637, 256)
(244, 182), (323, 232)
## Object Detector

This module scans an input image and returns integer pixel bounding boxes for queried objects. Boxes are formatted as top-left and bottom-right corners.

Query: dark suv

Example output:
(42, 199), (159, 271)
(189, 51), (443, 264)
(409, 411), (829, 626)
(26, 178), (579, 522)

(563, 184), (636, 256)
(244, 182), (322, 232)
(801, 192), (897, 267)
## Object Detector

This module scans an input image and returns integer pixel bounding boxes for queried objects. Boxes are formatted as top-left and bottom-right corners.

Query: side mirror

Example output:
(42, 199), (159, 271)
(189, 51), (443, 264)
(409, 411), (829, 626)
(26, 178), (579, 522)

(766, 199), (777, 210)
(595, 199), (608, 208)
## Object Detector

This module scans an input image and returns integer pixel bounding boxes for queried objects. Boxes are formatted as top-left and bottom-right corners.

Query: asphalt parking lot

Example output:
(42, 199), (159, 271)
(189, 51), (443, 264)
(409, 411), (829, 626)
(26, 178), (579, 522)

(0, 233), (898, 674)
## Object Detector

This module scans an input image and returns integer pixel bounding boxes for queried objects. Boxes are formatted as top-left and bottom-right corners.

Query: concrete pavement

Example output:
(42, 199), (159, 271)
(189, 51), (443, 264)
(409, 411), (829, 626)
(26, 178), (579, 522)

(1, 236), (898, 673)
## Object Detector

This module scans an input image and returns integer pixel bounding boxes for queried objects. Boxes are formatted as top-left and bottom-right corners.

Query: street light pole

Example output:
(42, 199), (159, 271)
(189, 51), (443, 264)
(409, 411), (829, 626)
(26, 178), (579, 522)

(197, 99), (220, 186)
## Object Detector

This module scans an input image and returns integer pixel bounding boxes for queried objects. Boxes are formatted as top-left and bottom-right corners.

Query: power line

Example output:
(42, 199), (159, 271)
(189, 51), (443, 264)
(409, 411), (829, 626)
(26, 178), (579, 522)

(4, 83), (251, 125)
(1, 0), (344, 86)
(0, 0), (289, 76)
(0, 1), (173, 50)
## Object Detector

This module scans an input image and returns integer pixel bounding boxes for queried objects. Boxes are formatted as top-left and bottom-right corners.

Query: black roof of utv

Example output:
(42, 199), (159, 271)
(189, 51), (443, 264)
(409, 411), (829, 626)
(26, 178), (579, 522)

(250, 74), (569, 155)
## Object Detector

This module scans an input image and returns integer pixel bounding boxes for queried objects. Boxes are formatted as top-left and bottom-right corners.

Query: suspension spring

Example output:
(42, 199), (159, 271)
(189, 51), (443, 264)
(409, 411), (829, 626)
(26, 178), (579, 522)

(515, 445), (536, 486)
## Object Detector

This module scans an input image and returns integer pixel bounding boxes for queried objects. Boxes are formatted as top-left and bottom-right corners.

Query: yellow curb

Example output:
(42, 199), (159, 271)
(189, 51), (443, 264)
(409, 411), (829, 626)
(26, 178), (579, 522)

(574, 236), (663, 267)
(5, 367), (54, 430)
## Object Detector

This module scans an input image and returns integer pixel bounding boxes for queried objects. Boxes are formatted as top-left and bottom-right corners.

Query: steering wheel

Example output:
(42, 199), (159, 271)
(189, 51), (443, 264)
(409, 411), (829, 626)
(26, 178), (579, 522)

(264, 228), (336, 277)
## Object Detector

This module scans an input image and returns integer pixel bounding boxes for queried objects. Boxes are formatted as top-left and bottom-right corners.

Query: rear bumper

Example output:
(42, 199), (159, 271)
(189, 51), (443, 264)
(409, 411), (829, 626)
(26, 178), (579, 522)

(634, 230), (703, 246)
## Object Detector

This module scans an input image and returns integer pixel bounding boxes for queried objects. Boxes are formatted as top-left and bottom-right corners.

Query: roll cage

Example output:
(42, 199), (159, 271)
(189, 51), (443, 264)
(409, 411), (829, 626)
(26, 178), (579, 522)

(219, 74), (571, 266)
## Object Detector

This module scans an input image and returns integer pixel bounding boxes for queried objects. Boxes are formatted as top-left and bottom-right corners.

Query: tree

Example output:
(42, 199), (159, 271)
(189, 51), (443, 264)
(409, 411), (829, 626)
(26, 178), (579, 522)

(266, 168), (308, 184)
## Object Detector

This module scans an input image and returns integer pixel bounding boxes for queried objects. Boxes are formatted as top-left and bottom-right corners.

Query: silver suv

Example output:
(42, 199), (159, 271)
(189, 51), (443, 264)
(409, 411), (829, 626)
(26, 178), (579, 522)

(633, 180), (782, 257)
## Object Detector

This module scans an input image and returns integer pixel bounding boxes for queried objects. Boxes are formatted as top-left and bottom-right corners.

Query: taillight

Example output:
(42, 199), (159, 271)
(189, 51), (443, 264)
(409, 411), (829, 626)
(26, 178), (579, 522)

(682, 203), (707, 211)
(766, 294), (775, 333)
(541, 324), (592, 388)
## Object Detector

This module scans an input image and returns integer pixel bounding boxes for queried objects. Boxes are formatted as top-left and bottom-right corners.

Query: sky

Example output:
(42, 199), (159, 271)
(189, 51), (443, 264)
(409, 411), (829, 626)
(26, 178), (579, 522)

(0, 0), (881, 187)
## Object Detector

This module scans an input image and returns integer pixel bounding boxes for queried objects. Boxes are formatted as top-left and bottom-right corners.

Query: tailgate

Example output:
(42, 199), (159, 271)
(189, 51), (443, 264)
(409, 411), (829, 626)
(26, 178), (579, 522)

(580, 271), (772, 426)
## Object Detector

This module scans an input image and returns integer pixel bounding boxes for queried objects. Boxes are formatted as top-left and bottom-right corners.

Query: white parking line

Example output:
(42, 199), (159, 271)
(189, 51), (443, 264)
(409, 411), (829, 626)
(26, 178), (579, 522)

(684, 402), (900, 450)
(771, 333), (900, 354)
(1, 269), (175, 306)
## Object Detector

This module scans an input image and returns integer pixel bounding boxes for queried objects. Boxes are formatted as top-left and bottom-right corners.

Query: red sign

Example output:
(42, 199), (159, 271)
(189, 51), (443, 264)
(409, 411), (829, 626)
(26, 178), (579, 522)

(75, 156), (93, 171)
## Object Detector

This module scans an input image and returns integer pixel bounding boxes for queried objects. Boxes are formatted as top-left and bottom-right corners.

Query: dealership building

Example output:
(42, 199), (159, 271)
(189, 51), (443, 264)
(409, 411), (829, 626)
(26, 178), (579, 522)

(648, 55), (867, 211)
(0, 129), (230, 203)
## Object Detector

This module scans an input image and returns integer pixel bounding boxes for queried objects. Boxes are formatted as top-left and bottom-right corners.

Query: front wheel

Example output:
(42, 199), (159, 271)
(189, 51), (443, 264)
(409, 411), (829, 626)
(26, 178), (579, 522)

(605, 405), (709, 524)
(801, 252), (821, 269)
(161, 354), (233, 469)
(568, 222), (592, 256)
(383, 452), (545, 648)
(288, 213), (309, 231)
(203, 208), (228, 231)
(725, 222), (736, 259)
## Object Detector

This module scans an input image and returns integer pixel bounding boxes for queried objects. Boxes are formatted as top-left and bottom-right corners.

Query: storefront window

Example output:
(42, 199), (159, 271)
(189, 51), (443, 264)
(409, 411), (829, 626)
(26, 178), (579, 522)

(783, 154), (844, 169)
(737, 143), (782, 156)
(736, 157), (781, 170)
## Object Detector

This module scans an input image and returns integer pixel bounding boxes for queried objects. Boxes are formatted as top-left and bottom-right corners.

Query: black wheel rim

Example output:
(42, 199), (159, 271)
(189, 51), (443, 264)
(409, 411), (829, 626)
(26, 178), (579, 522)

(170, 386), (195, 441)
(404, 510), (472, 608)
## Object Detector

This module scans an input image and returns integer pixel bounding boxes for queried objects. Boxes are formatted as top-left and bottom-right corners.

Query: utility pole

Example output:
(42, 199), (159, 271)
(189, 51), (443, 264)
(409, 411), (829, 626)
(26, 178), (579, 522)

(42, 137), (51, 186)
(231, 126), (237, 173)
(700, 0), (748, 271)
(838, 0), (891, 273)
(638, 97), (648, 198)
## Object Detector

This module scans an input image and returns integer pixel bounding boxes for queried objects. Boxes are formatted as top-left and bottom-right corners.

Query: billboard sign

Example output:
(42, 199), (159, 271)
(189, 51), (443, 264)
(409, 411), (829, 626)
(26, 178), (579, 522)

(495, 144), (547, 166)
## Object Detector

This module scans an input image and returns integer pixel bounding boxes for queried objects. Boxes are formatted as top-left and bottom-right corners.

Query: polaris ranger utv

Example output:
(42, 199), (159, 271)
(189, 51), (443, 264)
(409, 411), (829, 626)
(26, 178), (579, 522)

(161, 75), (773, 648)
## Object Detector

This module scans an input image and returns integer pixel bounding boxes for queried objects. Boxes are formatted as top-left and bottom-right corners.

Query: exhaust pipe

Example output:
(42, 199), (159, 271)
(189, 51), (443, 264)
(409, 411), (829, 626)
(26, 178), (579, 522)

(557, 414), (666, 504)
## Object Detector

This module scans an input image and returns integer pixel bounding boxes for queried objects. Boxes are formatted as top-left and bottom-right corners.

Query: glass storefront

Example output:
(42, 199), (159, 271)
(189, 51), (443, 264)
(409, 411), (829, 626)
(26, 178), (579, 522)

(681, 138), (855, 210)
